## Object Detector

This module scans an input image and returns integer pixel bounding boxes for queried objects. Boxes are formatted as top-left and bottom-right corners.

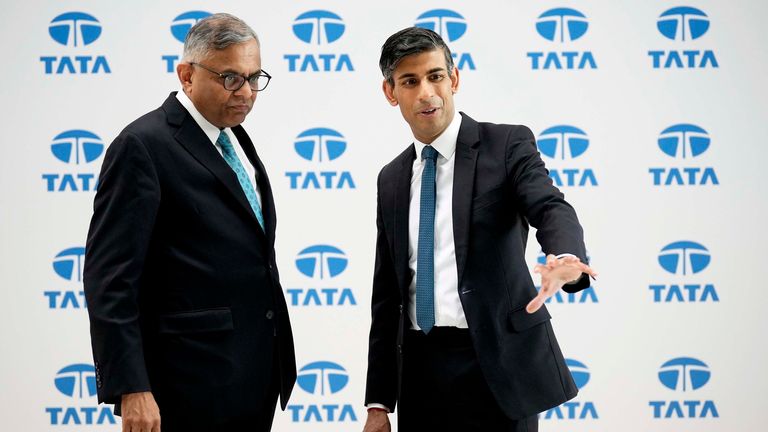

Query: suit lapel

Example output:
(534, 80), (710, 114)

(232, 125), (275, 245)
(162, 94), (266, 238)
(393, 145), (416, 298)
(452, 113), (480, 285)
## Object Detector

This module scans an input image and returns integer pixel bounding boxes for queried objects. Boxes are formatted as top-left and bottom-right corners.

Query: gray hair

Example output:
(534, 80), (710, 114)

(182, 13), (259, 63)
(379, 27), (454, 86)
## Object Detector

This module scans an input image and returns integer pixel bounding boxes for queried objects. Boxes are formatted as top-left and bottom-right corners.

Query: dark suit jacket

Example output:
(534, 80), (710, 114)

(365, 113), (589, 419)
(84, 93), (296, 422)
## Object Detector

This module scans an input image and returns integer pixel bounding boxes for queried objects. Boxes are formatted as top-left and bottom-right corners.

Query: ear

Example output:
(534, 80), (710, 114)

(382, 79), (398, 106)
(449, 66), (460, 94)
(177, 62), (193, 93)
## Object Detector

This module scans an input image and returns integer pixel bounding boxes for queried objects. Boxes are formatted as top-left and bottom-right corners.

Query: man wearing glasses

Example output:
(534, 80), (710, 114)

(84, 13), (295, 432)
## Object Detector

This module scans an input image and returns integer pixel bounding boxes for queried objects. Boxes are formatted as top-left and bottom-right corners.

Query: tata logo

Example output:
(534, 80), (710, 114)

(162, 11), (212, 72)
(288, 245), (356, 307)
(650, 357), (719, 418)
(46, 247), (88, 310)
(414, 9), (475, 70)
(41, 12), (111, 74)
(649, 7), (718, 69)
(650, 124), (718, 186)
(43, 130), (102, 192)
(537, 126), (597, 187)
(51, 130), (104, 164)
(284, 10), (353, 72)
(288, 361), (358, 422)
(528, 8), (596, 70)
(535, 251), (597, 303)
(49, 12), (101, 46)
(53, 247), (86, 282)
(542, 359), (598, 420)
(649, 241), (719, 303)
(285, 128), (356, 189)
(46, 364), (116, 425)
(658, 7), (710, 41)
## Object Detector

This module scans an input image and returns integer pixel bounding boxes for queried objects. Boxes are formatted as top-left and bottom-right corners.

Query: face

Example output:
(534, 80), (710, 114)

(177, 39), (261, 128)
(383, 49), (459, 144)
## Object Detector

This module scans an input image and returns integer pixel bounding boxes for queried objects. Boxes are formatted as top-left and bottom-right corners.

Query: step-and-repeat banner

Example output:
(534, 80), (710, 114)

(1, 1), (766, 431)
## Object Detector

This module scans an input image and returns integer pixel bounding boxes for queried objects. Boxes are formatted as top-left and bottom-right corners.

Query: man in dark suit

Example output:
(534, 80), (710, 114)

(363, 28), (597, 432)
(83, 14), (295, 432)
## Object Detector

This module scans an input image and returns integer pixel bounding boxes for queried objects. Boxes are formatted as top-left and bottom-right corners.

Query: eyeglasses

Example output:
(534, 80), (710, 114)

(190, 62), (272, 92)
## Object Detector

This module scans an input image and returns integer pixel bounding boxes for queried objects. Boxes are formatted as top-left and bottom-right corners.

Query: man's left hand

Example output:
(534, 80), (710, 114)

(527, 254), (598, 314)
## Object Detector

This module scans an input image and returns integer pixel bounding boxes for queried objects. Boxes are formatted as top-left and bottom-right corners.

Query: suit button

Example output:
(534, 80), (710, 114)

(268, 263), (274, 270)
(265, 310), (274, 320)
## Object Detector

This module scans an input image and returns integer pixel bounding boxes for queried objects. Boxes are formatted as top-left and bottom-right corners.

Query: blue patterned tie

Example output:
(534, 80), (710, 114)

(416, 145), (437, 334)
(217, 130), (265, 230)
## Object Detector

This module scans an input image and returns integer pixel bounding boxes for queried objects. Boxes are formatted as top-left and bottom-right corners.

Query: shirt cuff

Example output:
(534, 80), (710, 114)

(366, 403), (391, 413)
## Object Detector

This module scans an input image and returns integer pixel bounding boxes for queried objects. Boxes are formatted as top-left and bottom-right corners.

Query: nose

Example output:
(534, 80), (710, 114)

(233, 81), (254, 98)
(416, 79), (434, 101)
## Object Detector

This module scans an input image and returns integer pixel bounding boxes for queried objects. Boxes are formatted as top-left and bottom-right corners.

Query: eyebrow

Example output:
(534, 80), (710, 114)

(395, 67), (446, 80)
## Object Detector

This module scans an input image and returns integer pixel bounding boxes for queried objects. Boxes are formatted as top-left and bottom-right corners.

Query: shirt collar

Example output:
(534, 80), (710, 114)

(176, 90), (226, 145)
(413, 110), (461, 162)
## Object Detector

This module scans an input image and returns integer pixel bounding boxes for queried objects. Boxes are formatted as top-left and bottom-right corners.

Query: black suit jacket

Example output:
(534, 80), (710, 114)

(84, 93), (296, 422)
(365, 113), (589, 419)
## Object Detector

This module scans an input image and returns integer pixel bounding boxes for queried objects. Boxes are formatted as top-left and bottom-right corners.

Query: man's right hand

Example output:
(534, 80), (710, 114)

(362, 409), (391, 432)
(121, 391), (161, 432)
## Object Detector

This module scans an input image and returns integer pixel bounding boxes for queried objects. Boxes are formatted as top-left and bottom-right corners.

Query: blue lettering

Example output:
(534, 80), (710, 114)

(162, 55), (179, 73)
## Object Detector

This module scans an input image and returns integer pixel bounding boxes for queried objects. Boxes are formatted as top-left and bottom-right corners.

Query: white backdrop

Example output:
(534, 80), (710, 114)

(1, 1), (767, 430)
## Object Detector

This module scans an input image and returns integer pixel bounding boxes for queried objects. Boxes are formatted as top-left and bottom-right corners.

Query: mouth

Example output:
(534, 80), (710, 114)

(228, 105), (250, 113)
(418, 107), (440, 117)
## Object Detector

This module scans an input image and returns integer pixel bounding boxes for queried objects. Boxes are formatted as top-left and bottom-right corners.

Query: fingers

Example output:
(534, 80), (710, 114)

(526, 293), (545, 313)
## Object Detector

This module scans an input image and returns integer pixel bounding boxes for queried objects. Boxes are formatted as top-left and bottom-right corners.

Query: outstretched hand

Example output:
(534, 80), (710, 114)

(527, 254), (598, 314)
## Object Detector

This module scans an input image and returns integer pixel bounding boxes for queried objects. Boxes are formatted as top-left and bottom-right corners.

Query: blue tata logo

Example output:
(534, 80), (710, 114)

(297, 361), (349, 395)
(649, 124), (718, 186)
(49, 12), (101, 47)
(536, 8), (588, 42)
(649, 241), (719, 303)
(47, 364), (116, 425)
(289, 361), (357, 422)
(415, 9), (466, 42)
(537, 126), (597, 187)
(42, 12), (110, 74)
(293, 10), (345, 45)
(53, 247), (86, 282)
(542, 358), (598, 420)
(295, 128), (346, 162)
(658, 124), (710, 159)
(650, 356), (718, 418)
(295, 245), (348, 279)
(658, 241), (710, 275)
(414, 9), (476, 70)
(171, 11), (211, 43)
(567, 359), (590, 389)
(54, 364), (96, 399)
(658, 7), (710, 41)
(51, 130), (104, 165)
(538, 126), (589, 160)
(284, 10), (353, 72)
(659, 357), (710, 392)
(285, 128), (355, 189)
(528, 8), (596, 70)
(649, 7), (718, 68)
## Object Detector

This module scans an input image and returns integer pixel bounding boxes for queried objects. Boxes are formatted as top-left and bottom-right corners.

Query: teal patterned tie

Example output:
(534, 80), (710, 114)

(217, 130), (265, 230)
(416, 145), (437, 334)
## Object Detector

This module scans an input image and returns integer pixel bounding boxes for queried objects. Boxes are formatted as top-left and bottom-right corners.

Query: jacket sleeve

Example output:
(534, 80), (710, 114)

(505, 126), (590, 292)
(83, 131), (161, 404)
(364, 170), (400, 411)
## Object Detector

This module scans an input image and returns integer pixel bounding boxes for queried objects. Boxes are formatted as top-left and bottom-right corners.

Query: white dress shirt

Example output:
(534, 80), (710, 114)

(408, 111), (467, 330)
(175, 90), (262, 206)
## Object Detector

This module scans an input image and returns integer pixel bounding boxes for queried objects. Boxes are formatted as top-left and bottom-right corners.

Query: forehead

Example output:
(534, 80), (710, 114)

(203, 39), (261, 70)
(393, 49), (446, 76)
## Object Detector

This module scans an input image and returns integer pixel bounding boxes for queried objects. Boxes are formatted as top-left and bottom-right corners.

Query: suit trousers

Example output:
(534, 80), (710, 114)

(160, 338), (280, 432)
(398, 327), (538, 432)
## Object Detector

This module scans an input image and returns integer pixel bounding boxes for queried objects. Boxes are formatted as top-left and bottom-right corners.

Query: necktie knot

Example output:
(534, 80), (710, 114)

(421, 145), (438, 162)
(217, 131), (234, 152)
